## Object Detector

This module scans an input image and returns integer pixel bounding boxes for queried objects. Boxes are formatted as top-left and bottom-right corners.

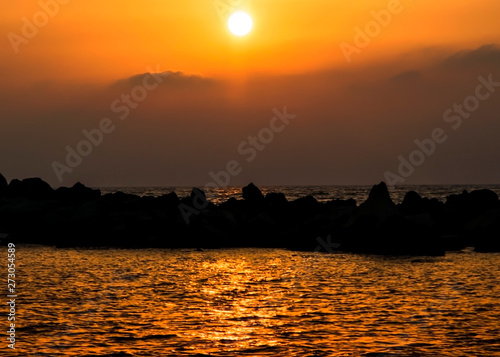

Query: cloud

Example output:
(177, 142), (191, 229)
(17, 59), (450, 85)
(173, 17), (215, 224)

(112, 71), (216, 89)
(440, 44), (500, 68)
(390, 70), (422, 83)
(2, 44), (500, 187)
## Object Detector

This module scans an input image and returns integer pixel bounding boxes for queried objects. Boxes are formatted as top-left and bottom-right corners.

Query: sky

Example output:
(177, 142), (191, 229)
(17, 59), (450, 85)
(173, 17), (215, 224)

(1, 0), (500, 187)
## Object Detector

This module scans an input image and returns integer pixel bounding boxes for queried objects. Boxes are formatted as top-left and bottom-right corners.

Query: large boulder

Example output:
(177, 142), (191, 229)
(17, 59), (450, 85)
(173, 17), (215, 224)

(7, 177), (54, 201)
(360, 182), (397, 214)
(445, 189), (499, 236)
(348, 182), (397, 227)
(265, 192), (288, 207)
(469, 189), (499, 211)
(399, 191), (446, 224)
(463, 209), (500, 252)
(157, 191), (180, 208)
(290, 195), (322, 219)
(400, 191), (425, 215)
(191, 187), (208, 208)
(0, 198), (45, 240)
(0, 174), (7, 197)
(188, 208), (241, 248)
(446, 189), (499, 213)
(55, 182), (101, 203)
(340, 183), (444, 255)
(101, 191), (141, 208)
(242, 183), (265, 204)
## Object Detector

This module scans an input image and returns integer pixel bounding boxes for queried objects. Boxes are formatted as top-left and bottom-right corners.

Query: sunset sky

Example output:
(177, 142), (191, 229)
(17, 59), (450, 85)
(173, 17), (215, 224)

(1, 0), (500, 187)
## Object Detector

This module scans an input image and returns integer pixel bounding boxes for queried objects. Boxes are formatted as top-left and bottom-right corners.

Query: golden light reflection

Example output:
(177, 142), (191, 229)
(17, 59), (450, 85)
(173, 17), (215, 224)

(19, 248), (500, 356)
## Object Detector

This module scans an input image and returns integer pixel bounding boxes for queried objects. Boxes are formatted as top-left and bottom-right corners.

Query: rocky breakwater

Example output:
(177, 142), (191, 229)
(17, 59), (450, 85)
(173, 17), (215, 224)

(0, 174), (499, 255)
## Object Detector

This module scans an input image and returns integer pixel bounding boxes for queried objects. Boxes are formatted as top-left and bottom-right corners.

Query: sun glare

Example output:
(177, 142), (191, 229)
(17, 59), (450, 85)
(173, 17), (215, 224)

(227, 11), (253, 37)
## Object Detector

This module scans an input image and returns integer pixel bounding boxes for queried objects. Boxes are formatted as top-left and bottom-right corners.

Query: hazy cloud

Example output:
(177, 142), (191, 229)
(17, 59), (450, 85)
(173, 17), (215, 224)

(1, 44), (500, 187)
(440, 44), (500, 68)
(390, 70), (422, 83)
(112, 71), (216, 89)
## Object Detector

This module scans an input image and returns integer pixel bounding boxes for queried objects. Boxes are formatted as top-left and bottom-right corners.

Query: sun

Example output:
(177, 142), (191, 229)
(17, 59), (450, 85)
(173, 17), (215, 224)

(227, 11), (253, 37)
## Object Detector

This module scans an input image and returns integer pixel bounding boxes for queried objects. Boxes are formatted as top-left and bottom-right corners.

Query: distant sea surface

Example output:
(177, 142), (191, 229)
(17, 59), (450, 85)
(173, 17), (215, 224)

(97, 185), (500, 204)
(19, 247), (500, 356)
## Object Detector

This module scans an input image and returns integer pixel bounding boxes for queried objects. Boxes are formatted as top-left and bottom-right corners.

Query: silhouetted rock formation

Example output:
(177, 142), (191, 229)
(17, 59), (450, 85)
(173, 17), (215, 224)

(55, 182), (101, 203)
(242, 183), (265, 208)
(0, 174), (7, 197)
(338, 183), (443, 256)
(8, 177), (54, 201)
(0, 174), (499, 255)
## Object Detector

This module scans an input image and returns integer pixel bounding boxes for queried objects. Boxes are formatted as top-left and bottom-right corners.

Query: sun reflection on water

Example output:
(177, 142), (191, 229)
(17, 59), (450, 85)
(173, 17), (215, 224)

(16, 247), (500, 357)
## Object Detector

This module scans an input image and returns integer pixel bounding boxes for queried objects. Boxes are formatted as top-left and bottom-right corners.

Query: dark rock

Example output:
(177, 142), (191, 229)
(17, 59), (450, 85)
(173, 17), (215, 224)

(290, 195), (320, 212)
(101, 191), (141, 206)
(347, 182), (397, 227)
(55, 182), (101, 203)
(7, 177), (54, 201)
(341, 183), (445, 256)
(446, 189), (498, 213)
(475, 238), (500, 253)
(0, 174), (7, 197)
(218, 197), (243, 212)
(464, 209), (500, 252)
(0, 176), (498, 255)
(106, 210), (158, 247)
(0, 198), (45, 240)
(189, 208), (241, 248)
(400, 191), (424, 214)
(440, 235), (468, 251)
(242, 183), (265, 204)
(328, 198), (356, 208)
(342, 214), (444, 256)
(158, 192), (180, 208)
(191, 187), (207, 202)
(404, 212), (434, 227)
(360, 182), (396, 215)
(469, 189), (499, 211)
(265, 192), (288, 207)
(187, 187), (209, 210)
(70, 200), (110, 222)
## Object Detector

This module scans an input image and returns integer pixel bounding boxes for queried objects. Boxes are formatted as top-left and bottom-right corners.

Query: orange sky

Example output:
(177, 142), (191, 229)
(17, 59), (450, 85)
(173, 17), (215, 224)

(1, 1), (500, 187)
(3, 0), (500, 84)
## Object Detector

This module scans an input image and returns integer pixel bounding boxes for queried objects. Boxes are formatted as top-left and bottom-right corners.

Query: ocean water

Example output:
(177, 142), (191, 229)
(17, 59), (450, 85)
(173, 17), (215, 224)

(16, 247), (500, 356)
(97, 185), (500, 205)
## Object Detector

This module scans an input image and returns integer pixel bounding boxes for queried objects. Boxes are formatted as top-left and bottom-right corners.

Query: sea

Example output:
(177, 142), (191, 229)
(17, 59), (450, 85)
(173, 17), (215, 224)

(11, 185), (500, 356)
(17, 247), (500, 356)
(98, 184), (500, 205)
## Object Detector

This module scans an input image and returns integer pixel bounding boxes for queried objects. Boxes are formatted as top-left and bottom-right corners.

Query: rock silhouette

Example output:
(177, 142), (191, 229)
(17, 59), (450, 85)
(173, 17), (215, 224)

(0, 175), (499, 255)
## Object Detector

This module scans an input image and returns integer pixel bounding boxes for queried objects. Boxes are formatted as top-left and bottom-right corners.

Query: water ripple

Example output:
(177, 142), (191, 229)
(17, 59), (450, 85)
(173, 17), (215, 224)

(13, 247), (500, 356)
